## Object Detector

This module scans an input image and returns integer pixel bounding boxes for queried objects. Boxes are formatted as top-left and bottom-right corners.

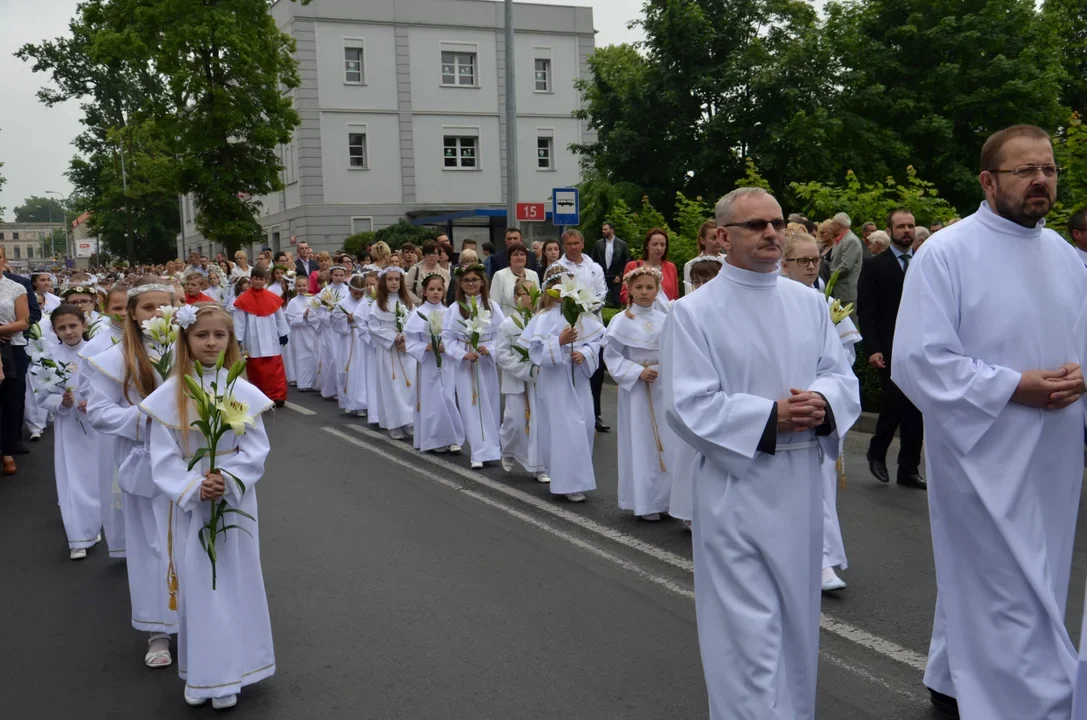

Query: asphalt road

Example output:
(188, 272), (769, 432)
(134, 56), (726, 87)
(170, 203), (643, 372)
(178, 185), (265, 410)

(4, 384), (1086, 719)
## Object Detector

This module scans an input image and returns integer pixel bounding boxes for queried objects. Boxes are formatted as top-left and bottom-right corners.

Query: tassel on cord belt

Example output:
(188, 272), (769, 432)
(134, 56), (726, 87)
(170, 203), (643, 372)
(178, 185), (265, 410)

(166, 501), (178, 612)
(642, 361), (667, 473)
(396, 348), (411, 389)
(343, 326), (356, 393)
(523, 386), (531, 435)
(416, 362), (422, 412)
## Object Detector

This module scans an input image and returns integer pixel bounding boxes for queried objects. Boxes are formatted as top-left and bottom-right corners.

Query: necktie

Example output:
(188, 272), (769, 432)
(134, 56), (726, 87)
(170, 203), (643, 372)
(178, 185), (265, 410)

(901, 252), (911, 273)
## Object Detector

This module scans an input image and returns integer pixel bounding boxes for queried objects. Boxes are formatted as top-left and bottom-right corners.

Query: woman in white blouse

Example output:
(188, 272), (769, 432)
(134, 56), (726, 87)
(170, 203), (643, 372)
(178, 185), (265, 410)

(0, 247), (29, 476)
(490, 242), (540, 318)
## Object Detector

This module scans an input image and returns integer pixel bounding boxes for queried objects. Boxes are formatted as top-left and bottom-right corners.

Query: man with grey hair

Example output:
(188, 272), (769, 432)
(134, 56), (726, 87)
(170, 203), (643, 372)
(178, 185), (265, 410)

(663, 186), (860, 720)
(911, 226), (931, 253)
(828, 211), (863, 312)
(558, 228), (610, 431)
(866, 230), (891, 254)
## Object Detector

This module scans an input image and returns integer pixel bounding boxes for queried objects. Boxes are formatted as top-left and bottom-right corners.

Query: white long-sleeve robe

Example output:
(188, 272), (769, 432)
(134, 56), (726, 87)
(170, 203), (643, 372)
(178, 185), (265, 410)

(34, 341), (102, 550)
(892, 202), (1087, 720)
(79, 322), (126, 558)
(604, 304), (674, 516)
(823, 310), (860, 571)
(368, 301), (416, 431)
(141, 372), (275, 701)
(335, 294), (365, 412)
(519, 307), (604, 495)
(361, 298), (382, 424)
(442, 298), (505, 463)
(85, 342), (178, 634)
(340, 296), (370, 413)
(662, 262), (860, 720)
(316, 284), (348, 399)
(495, 315), (543, 473)
(285, 296), (319, 391)
(405, 302), (464, 451)
(233, 306), (289, 359)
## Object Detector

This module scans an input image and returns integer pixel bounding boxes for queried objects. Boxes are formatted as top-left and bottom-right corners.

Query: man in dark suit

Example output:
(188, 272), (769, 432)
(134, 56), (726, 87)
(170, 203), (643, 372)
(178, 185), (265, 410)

(3, 269), (40, 455)
(590, 222), (630, 308)
(857, 209), (925, 489)
(294, 240), (317, 278)
(487, 228), (540, 277)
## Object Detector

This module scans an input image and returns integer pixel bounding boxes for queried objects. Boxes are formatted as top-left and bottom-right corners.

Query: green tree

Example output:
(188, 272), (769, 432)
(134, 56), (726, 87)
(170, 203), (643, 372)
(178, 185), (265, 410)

(1050, 113), (1087, 235)
(790, 166), (958, 228)
(1043, 0), (1087, 114)
(373, 220), (439, 251)
(14, 195), (68, 224)
(824, 0), (1066, 211)
(574, 164), (644, 242)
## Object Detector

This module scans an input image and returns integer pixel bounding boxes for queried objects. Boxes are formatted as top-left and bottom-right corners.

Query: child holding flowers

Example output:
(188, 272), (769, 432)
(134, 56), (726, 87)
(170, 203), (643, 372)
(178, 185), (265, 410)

(517, 264), (603, 502)
(84, 278), (179, 669)
(285, 275), (320, 392)
(404, 273), (464, 453)
(316, 265), (349, 400)
(442, 263), (505, 469)
(357, 267), (381, 424)
(368, 266), (416, 439)
(33, 303), (102, 560)
(604, 266), (674, 521)
(496, 278), (546, 481)
(335, 275), (369, 416)
(140, 303), (275, 710)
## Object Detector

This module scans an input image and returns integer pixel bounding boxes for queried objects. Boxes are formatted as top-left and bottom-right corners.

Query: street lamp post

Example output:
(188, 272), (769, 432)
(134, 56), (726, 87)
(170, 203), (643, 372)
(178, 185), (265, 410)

(46, 190), (65, 262)
(504, 0), (519, 230)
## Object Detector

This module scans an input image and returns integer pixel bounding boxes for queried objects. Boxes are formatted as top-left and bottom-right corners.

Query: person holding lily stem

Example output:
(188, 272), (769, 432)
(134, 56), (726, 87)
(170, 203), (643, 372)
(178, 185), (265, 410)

(338, 275), (371, 417)
(315, 264), (350, 400)
(84, 277), (179, 671)
(232, 266), (290, 409)
(780, 229), (861, 594)
(442, 262), (505, 469)
(604, 265), (675, 521)
(495, 278), (547, 481)
(140, 303), (275, 711)
(31, 303), (103, 560)
(404, 272), (465, 454)
(518, 264), (604, 502)
(357, 267), (382, 424)
(285, 275), (320, 393)
(368, 266), (417, 440)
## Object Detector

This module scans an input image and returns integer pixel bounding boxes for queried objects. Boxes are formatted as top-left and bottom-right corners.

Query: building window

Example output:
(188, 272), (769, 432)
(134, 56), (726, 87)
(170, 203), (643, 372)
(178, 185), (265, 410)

(0, 233), (5, 240)
(348, 131), (368, 169)
(27, 246), (34, 259)
(11, 232), (18, 240)
(352, 217), (373, 234)
(534, 59), (551, 92)
(13, 246), (20, 260)
(441, 51), (476, 87)
(344, 45), (364, 84)
(444, 136), (478, 169)
(537, 137), (553, 170)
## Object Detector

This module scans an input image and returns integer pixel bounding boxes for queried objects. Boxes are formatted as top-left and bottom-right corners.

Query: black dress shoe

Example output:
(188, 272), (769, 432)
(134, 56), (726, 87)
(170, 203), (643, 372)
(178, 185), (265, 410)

(897, 472), (927, 490)
(595, 418), (610, 432)
(867, 458), (889, 483)
(12, 445), (30, 456)
(928, 688), (959, 717)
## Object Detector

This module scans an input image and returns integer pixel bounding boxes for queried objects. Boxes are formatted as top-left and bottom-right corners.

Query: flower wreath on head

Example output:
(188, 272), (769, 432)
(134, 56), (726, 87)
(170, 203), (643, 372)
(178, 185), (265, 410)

(420, 271), (446, 288)
(689, 254), (724, 266)
(377, 265), (404, 278)
(622, 264), (663, 285)
(453, 263), (486, 277)
(543, 263), (572, 286)
(62, 285), (96, 299)
(329, 264), (347, 274)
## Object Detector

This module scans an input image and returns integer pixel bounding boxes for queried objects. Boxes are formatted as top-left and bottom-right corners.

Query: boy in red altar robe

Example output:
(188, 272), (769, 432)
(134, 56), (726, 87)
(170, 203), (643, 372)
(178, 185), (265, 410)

(233, 266), (291, 406)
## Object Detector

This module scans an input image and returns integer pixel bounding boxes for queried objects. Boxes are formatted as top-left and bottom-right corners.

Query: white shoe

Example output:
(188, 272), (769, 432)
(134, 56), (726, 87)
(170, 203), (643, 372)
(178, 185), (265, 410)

(95, 532), (102, 543)
(566, 492), (586, 503)
(404, 425), (415, 436)
(212, 695), (237, 710)
(357, 410), (366, 417)
(822, 567), (847, 592)
(449, 444), (462, 454)
(145, 634), (172, 668)
(390, 428), (405, 440)
(184, 687), (207, 707)
(70, 548), (87, 560)
(501, 457), (513, 472)
(640, 513), (661, 521)
(433, 446), (448, 454)
(536, 473), (551, 484)
(470, 461), (483, 469)
(29, 432), (42, 441)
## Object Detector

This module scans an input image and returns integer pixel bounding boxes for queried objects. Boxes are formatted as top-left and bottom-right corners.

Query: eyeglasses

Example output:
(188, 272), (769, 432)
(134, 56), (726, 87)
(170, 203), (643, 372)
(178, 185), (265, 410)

(989, 164), (1062, 179)
(461, 277), (482, 284)
(785, 257), (821, 268)
(724, 218), (787, 232)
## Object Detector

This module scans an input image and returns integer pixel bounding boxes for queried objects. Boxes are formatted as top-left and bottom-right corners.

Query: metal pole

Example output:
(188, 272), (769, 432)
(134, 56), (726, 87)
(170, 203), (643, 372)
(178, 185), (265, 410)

(504, 0), (518, 229)
(119, 144), (134, 265)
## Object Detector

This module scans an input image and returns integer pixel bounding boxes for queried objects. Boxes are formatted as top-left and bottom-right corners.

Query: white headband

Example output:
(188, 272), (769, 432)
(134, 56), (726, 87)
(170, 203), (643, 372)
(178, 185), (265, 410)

(128, 283), (176, 298)
(378, 266), (404, 278)
(689, 254), (724, 266)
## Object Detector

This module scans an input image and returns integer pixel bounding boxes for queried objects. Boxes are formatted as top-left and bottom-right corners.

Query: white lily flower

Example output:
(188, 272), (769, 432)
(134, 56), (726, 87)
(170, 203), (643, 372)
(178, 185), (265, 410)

(426, 310), (444, 336)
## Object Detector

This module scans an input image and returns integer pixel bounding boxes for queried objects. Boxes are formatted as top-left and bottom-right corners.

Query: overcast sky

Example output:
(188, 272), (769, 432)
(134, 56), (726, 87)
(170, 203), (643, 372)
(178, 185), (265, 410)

(0, 0), (646, 221)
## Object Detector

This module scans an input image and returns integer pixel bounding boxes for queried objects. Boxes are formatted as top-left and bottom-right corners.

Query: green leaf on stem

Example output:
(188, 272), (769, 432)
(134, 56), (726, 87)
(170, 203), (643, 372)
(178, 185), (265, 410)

(186, 446), (208, 472)
(221, 507), (255, 522)
(227, 359), (247, 385)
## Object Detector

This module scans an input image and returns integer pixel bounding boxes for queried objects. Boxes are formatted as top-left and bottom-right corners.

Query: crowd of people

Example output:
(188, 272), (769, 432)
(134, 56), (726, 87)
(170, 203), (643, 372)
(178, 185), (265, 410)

(10, 122), (1087, 718)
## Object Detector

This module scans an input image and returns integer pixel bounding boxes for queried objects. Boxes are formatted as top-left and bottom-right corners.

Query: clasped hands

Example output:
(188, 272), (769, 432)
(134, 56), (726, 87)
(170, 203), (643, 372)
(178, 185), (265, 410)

(199, 472), (226, 502)
(776, 389), (826, 433)
(1013, 363), (1085, 410)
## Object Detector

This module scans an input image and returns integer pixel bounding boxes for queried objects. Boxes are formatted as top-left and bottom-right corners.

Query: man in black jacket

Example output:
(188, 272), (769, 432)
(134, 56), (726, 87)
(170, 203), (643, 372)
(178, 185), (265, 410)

(486, 228), (539, 277)
(590, 222), (630, 308)
(294, 240), (318, 278)
(3, 269), (41, 455)
(857, 209), (925, 489)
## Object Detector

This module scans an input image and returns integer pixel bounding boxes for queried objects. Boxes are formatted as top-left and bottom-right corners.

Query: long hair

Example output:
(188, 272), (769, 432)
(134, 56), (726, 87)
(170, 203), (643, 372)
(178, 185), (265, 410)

(376, 270), (412, 312)
(123, 277), (172, 400)
(642, 227), (670, 261)
(513, 277), (538, 313)
(172, 303), (243, 451)
(538, 265), (566, 312)
(50, 303), (89, 343)
(455, 267), (490, 318)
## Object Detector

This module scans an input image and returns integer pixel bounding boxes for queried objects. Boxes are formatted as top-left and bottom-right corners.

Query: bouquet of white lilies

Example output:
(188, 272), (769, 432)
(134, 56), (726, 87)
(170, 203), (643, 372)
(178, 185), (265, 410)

(183, 352), (257, 591)
(143, 305), (179, 378)
(311, 286), (344, 314)
(545, 275), (596, 384)
(417, 309), (444, 368)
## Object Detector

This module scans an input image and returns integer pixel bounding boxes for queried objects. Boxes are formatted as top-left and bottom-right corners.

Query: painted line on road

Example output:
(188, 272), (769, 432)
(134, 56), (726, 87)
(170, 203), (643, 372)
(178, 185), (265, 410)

(321, 426), (695, 601)
(284, 401), (316, 416)
(327, 423), (929, 673)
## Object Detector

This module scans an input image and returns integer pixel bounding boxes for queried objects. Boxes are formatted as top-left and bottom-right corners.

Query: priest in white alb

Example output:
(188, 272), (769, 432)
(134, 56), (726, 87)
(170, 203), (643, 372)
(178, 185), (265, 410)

(892, 124), (1087, 720)
(662, 187), (860, 720)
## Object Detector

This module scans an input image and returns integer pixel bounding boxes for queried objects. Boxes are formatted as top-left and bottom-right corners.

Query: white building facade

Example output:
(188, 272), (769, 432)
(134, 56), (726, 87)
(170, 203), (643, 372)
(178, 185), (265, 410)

(178, 0), (596, 257)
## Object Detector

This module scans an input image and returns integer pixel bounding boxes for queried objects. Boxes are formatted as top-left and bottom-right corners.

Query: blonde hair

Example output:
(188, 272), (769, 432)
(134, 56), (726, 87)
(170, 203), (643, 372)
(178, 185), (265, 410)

(867, 230), (891, 253)
(538, 265), (567, 311)
(172, 304), (243, 451)
(458, 249), (478, 265)
(369, 241), (391, 265)
(783, 230), (819, 258)
(123, 277), (172, 400)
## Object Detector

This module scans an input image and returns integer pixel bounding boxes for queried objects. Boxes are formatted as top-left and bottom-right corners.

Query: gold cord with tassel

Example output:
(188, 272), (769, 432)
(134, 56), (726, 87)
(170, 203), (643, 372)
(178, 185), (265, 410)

(166, 501), (178, 612)
(643, 362), (667, 473)
(837, 456), (846, 489)
(396, 349), (411, 388)
(523, 388), (531, 435)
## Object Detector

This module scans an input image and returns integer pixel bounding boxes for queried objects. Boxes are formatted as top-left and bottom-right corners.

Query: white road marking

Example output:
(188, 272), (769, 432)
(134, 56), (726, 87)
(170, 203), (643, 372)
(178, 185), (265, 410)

(284, 401), (316, 416)
(324, 423), (929, 673)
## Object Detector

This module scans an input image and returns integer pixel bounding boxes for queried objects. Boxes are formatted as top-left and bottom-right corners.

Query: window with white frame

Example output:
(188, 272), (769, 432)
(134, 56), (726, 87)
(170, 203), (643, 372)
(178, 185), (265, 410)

(344, 42), (365, 84)
(534, 59), (551, 92)
(348, 130), (368, 169)
(444, 135), (478, 169)
(537, 136), (554, 170)
(352, 217), (373, 234)
(441, 51), (476, 87)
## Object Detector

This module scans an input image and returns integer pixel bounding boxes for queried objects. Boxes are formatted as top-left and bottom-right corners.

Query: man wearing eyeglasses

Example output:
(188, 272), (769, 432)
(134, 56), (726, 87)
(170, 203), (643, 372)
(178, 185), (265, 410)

(893, 124), (1087, 720)
(663, 187), (860, 720)
(828, 211), (863, 314)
